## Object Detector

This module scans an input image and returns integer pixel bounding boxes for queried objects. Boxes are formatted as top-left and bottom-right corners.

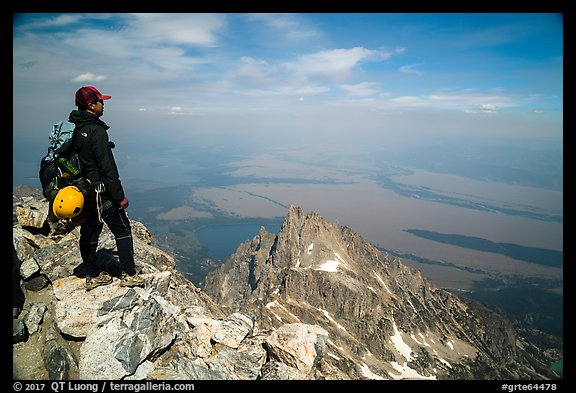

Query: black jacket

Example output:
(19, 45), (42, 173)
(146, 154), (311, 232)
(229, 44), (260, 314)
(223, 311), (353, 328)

(69, 110), (125, 204)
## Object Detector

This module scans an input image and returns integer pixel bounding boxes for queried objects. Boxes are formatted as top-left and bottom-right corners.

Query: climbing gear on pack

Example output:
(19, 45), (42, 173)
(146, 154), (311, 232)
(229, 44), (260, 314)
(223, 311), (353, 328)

(94, 182), (108, 223)
(57, 156), (81, 180)
(40, 121), (91, 220)
(52, 186), (84, 219)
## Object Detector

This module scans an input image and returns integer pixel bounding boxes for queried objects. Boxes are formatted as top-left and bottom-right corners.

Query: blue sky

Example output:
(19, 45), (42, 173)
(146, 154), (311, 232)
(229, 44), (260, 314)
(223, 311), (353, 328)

(13, 13), (563, 185)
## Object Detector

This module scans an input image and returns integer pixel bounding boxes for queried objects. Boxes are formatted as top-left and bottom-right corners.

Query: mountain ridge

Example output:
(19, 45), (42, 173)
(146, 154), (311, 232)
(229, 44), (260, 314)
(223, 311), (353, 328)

(203, 205), (562, 379)
(13, 189), (562, 380)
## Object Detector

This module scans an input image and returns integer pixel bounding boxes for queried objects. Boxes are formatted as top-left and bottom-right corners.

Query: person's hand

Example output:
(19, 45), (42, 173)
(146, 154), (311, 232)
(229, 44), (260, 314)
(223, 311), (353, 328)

(119, 197), (129, 210)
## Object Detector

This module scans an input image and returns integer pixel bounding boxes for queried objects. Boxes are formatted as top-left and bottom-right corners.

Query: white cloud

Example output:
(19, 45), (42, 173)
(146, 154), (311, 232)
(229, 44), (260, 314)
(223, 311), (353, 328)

(247, 13), (300, 30)
(13, 13), (97, 29)
(244, 13), (318, 43)
(168, 106), (186, 115)
(283, 47), (397, 80)
(238, 84), (330, 98)
(230, 56), (271, 80)
(127, 13), (227, 46)
(388, 95), (428, 108)
(71, 73), (107, 83)
(479, 103), (498, 113)
(382, 90), (515, 113)
(338, 82), (380, 97)
(399, 63), (424, 76)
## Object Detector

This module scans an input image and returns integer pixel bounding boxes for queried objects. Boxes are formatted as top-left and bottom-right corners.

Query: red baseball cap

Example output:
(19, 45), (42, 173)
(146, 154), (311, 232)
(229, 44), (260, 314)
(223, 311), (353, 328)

(75, 86), (112, 107)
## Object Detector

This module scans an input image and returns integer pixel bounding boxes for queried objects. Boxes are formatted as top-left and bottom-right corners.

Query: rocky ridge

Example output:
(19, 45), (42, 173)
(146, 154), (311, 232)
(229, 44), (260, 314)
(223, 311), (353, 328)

(13, 187), (561, 380)
(13, 190), (329, 380)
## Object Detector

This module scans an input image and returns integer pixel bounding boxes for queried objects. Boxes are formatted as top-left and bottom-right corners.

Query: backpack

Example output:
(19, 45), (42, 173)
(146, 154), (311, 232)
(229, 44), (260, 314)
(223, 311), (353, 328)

(39, 121), (90, 205)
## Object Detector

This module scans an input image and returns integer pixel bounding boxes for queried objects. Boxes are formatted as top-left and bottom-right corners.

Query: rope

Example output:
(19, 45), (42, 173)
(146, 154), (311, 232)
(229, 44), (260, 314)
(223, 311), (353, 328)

(95, 183), (106, 223)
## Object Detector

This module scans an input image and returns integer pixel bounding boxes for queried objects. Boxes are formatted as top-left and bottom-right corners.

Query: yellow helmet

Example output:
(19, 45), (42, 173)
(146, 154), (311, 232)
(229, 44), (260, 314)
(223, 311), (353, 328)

(52, 186), (84, 219)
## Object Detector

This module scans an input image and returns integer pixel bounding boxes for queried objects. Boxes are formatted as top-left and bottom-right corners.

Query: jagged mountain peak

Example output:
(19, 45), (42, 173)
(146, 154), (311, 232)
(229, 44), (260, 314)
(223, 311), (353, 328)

(273, 204), (363, 273)
(264, 205), (430, 310)
(203, 205), (560, 380)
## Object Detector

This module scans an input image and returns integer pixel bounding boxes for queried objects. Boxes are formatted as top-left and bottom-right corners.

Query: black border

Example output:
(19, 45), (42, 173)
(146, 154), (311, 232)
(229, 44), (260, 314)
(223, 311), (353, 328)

(8, 1), (570, 388)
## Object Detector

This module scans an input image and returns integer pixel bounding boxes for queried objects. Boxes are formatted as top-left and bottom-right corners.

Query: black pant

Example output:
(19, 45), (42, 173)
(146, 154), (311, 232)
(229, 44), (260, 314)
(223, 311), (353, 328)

(79, 201), (136, 276)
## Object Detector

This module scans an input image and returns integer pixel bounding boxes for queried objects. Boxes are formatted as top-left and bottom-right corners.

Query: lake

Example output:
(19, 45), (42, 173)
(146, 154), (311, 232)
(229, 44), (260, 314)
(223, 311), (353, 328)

(194, 222), (282, 260)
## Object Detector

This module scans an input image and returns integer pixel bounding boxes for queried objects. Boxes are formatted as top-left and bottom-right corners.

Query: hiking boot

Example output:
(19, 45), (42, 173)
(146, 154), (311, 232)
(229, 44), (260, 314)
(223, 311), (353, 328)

(120, 272), (145, 288)
(86, 271), (112, 291)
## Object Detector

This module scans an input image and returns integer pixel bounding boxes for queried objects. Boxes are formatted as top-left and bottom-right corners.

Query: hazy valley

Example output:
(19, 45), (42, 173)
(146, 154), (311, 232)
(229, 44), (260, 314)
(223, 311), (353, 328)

(14, 133), (563, 340)
(92, 135), (561, 340)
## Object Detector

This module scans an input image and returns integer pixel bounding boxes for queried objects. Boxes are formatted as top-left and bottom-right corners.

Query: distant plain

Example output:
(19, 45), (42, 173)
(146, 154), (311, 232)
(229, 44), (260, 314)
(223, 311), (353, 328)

(14, 133), (563, 336)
